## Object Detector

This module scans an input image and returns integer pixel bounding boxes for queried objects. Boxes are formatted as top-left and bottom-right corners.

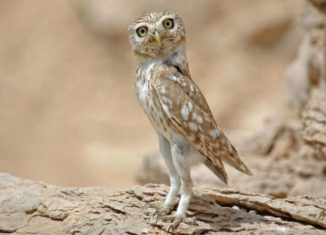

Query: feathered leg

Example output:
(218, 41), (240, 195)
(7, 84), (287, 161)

(153, 134), (181, 219)
(162, 134), (193, 232)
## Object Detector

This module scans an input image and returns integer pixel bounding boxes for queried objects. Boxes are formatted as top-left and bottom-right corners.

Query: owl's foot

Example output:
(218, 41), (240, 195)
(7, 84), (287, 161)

(162, 214), (196, 233)
(161, 214), (183, 233)
(150, 199), (179, 223)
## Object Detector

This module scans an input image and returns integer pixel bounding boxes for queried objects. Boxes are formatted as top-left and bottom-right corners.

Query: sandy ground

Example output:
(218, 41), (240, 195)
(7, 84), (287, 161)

(0, 0), (301, 186)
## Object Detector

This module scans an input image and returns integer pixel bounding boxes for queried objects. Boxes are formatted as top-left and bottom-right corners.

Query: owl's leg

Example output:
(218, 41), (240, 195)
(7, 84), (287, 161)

(153, 134), (181, 219)
(162, 134), (193, 232)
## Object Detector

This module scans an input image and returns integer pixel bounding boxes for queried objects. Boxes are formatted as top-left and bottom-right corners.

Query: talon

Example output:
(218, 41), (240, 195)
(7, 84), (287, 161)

(146, 203), (172, 223)
(149, 199), (179, 223)
(162, 214), (183, 232)
(154, 205), (171, 223)
(153, 210), (159, 222)
(144, 202), (162, 222)
(167, 224), (174, 233)
(155, 210), (163, 224)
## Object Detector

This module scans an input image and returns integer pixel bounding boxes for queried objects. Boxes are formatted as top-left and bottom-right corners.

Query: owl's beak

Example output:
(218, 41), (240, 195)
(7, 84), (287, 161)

(154, 31), (162, 46)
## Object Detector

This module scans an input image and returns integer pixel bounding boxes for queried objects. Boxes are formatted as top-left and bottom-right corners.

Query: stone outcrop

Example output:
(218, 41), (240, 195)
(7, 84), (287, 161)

(0, 173), (325, 234)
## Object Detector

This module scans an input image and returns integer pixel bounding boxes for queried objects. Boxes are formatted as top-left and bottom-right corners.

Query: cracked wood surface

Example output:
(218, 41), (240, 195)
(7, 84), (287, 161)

(0, 173), (325, 234)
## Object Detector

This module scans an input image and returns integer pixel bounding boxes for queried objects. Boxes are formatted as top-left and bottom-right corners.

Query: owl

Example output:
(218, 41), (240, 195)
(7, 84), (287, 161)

(129, 11), (252, 232)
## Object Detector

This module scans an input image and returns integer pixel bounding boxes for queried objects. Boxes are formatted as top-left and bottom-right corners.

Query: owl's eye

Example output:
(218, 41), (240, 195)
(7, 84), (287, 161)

(136, 26), (148, 37)
(162, 18), (174, 29)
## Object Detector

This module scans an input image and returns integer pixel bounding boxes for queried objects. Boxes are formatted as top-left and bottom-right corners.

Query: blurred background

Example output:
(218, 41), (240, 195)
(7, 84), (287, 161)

(0, 0), (303, 187)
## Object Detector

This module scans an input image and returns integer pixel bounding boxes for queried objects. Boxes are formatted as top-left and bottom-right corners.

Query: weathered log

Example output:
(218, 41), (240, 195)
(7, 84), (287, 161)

(0, 173), (325, 234)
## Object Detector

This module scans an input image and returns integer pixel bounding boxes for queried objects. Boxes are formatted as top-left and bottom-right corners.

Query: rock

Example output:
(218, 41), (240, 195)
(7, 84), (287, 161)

(245, 117), (299, 157)
(0, 173), (325, 234)
(285, 0), (326, 115)
(302, 89), (326, 159)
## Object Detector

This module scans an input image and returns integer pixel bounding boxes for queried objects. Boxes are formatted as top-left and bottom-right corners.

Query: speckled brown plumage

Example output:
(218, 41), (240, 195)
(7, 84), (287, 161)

(129, 11), (252, 231)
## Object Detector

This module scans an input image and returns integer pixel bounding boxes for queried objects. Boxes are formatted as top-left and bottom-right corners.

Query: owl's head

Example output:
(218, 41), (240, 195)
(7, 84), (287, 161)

(128, 11), (186, 60)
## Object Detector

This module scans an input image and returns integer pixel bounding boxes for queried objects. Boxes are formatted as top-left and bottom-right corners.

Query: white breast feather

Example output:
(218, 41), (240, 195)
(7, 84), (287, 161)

(136, 62), (157, 105)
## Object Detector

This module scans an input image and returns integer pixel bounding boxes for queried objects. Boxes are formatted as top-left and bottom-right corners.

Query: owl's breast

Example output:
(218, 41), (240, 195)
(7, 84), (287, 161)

(135, 66), (171, 139)
(135, 78), (149, 106)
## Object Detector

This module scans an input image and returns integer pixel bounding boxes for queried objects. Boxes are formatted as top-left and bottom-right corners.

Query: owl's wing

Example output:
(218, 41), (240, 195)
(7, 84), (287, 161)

(151, 64), (252, 184)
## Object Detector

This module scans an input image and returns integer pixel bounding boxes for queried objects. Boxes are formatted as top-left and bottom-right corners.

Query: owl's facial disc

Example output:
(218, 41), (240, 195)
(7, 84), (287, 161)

(129, 11), (185, 58)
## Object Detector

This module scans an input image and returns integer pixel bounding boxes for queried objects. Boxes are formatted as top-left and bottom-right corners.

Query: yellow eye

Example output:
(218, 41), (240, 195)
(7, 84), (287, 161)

(162, 18), (174, 29)
(136, 26), (148, 37)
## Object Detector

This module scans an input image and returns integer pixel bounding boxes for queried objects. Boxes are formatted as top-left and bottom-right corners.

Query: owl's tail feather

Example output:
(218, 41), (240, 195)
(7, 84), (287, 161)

(203, 159), (228, 185)
(221, 154), (253, 176)
(221, 144), (253, 176)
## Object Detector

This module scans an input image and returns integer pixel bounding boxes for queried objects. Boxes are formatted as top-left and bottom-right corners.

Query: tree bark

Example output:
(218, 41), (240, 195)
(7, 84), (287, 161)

(0, 173), (325, 235)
